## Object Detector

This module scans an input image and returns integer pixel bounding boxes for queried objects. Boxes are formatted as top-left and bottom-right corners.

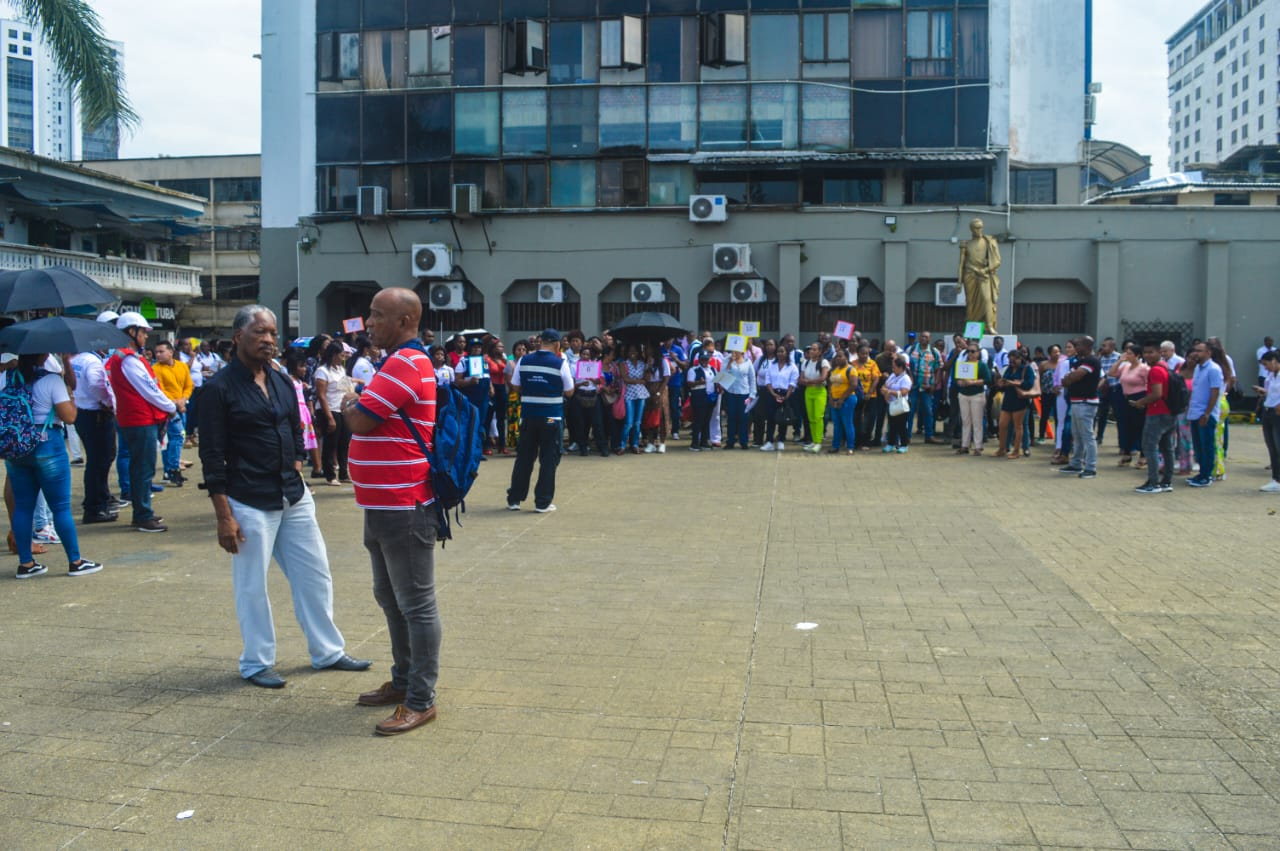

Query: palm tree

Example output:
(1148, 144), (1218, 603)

(14, 0), (138, 133)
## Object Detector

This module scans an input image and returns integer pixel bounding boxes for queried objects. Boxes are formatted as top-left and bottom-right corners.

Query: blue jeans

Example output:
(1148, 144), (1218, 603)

(830, 397), (857, 450)
(228, 491), (345, 678)
(162, 413), (185, 475)
(119, 424), (159, 523)
(116, 430), (130, 497)
(6, 434), (81, 565)
(1070, 403), (1098, 473)
(906, 387), (935, 438)
(723, 392), (749, 448)
(622, 398), (645, 448)
(1191, 415), (1217, 482)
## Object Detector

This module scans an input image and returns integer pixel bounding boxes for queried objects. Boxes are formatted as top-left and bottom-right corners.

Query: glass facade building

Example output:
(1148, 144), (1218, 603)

(313, 0), (993, 213)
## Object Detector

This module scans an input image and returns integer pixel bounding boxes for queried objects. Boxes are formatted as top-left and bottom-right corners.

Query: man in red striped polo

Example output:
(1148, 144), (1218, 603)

(342, 287), (440, 737)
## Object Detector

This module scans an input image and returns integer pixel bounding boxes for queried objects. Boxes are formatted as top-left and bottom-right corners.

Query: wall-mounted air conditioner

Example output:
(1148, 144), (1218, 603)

(411, 243), (451, 278)
(729, 279), (765, 304)
(713, 243), (751, 275)
(819, 276), (858, 307)
(689, 194), (727, 223)
(630, 281), (664, 303)
(428, 281), (466, 311)
(537, 281), (564, 303)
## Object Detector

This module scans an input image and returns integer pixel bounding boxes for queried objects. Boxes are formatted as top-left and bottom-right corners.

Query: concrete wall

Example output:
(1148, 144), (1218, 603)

(262, 205), (1279, 378)
(1007, 2), (1086, 165)
(261, 4), (314, 231)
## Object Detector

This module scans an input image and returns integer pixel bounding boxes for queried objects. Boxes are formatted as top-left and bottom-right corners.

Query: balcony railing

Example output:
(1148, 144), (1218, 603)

(0, 242), (201, 300)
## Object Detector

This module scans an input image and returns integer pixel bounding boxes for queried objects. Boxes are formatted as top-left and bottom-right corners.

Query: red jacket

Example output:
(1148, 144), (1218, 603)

(108, 350), (170, 428)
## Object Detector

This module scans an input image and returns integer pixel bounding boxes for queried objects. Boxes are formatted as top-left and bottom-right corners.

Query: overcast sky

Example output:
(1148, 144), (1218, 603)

(8, 1), (1217, 175)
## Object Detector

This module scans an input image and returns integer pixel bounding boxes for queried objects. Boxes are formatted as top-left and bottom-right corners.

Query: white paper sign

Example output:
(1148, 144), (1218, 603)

(725, 334), (748, 353)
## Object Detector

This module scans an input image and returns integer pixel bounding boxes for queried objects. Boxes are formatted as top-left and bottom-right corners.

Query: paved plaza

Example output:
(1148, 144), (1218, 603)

(3, 427), (1280, 849)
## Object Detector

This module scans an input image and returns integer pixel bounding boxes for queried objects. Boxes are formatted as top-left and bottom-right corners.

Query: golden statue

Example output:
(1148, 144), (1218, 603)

(958, 217), (1001, 333)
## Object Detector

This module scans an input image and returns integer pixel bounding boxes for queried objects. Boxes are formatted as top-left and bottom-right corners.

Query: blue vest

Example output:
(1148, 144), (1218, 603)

(517, 350), (566, 421)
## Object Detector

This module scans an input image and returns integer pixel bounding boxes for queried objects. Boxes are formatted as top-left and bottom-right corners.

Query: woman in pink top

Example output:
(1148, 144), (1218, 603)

(1109, 342), (1150, 466)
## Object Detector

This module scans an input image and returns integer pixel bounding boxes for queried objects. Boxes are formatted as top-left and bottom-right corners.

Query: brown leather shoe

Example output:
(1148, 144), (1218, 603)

(357, 681), (406, 707)
(374, 704), (437, 736)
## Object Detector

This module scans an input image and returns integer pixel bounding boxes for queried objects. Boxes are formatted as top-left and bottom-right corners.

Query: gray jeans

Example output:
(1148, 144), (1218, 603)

(1070, 402), (1098, 473)
(1141, 413), (1176, 487)
(364, 505), (441, 712)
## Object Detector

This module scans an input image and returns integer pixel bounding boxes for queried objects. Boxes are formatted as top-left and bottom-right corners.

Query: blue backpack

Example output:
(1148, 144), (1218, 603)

(401, 381), (484, 544)
(0, 370), (50, 460)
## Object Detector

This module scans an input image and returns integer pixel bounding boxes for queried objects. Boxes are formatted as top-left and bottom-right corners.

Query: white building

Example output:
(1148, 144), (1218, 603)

(0, 15), (121, 161)
(1166, 0), (1276, 173)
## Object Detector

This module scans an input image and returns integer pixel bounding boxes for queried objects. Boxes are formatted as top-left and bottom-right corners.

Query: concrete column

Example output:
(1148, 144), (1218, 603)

(579, 291), (600, 338)
(998, 237), (1015, 334)
(1093, 239), (1120, 340)
(483, 293), (502, 337)
(778, 242), (803, 337)
(1201, 240), (1229, 338)
(882, 239), (907, 341)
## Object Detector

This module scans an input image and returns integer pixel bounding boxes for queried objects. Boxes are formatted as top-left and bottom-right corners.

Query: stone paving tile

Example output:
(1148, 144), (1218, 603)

(4, 432), (1280, 846)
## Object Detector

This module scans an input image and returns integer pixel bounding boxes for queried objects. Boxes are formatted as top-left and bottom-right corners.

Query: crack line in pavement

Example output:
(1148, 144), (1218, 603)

(721, 455), (779, 851)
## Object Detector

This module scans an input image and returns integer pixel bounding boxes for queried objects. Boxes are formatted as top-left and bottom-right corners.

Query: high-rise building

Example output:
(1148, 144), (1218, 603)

(1166, 0), (1277, 174)
(0, 16), (121, 161)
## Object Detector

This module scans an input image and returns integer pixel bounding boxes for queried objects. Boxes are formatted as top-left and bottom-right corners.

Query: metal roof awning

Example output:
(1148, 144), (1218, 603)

(648, 150), (997, 166)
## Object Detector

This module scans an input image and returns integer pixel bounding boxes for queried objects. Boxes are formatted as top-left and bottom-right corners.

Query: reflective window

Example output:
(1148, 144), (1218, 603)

(454, 0), (500, 24)
(454, 91), (500, 155)
(549, 88), (598, 155)
(852, 11), (902, 78)
(750, 15), (798, 80)
(853, 83), (901, 147)
(453, 162), (502, 207)
(803, 13), (848, 62)
(601, 17), (643, 67)
(364, 0), (405, 28)
(317, 0), (360, 32)
(504, 0), (548, 20)
(407, 92), (453, 160)
(647, 17), (697, 83)
(407, 163), (452, 208)
(802, 170), (883, 204)
(956, 9), (987, 78)
(362, 31), (407, 90)
(503, 161), (548, 206)
(956, 85), (987, 146)
(701, 13), (745, 66)
(648, 85), (697, 151)
(550, 0), (596, 17)
(599, 160), (645, 206)
(408, 0), (453, 26)
(699, 84), (747, 148)
(752, 173), (798, 204)
(696, 171), (747, 204)
(905, 81), (954, 147)
(550, 160), (596, 206)
(906, 10), (953, 77)
(363, 95), (405, 162)
(454, 26), (501, 86)
(316, 95), (360, 162)
(317, 32), (360, 91)
(801, 85), (849, 150)
(549, 21), (599, 83)
(1011, 169), (1056, 204)
(319, 165), (359, 211)
(502, 89), (548, 155)
(409, 29), (451, 87)
(906, 168), (987, 204)
(750, 84), (798, 148)
(599, 87), (646, 151)
(648, 163), (694, 205)
(650, 0), (696, 13)
(503, 20), (547, 74)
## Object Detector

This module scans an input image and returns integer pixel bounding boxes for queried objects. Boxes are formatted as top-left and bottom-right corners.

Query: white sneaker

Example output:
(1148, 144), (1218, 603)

(657, 444), (666, 454)
(1261, 480), (1280, 493)
(761, 442), (774, 451)
(775, 442), (784, 451)
(643, 444), (657, 454)
(567, 443), (579, 452)
(506, 503), (521, 511)
(534, 504), (557, 513)
(33, 527), (60, 545)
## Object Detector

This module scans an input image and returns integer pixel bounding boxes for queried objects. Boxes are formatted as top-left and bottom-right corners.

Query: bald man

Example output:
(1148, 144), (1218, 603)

(342, 287), (443, 736)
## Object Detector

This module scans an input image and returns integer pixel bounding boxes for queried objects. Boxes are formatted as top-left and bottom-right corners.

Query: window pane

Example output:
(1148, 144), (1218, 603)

(599, 160), (645, 206)
(853, 82), (901, 147)
(648, 163), (694, 205)
(409, 29), (451, 86)
(503, 162), (524, 206)
(801, 85), (849, 150)
(549, 88), (597, 155)
(319, 166), (358, 211)
(599, 86), (646, 151)
(750, 83), (798, 149)
(526, 162), (547, 206)
(803, 15), (825, 62)
(453, 162), (501, 207)
(818, 172), (883, 204)
(455, 91), (500, 155)
(828, 13), (849, 60)
(956, 9), (987, 78)
(650, 0), (696, 13)
(213, 177), (261, 202)
(752, 174), (798, 204)
(699, 84), (747, 148)
(504, 0), (548, 20)
(316, 95), (360, 162)
(905, 81), (953, 147)
(502, 89), (548, 155)
(550, 160), (595, 206)
(648, 85), (697, 151)
(852, 11), (902, 78)
(956, 85), (987, 146)
(696, 172), (747, 204)
(549, 21), (598, 83)
(750, 15), (799, 80)
(906, 11), (928, 58)
(363, 94), (405, 161)
(408, 0), (453, 26)
(317, 0), (360, 32)
(550, 0), (596, 17)
(454, 0), (499, 24)
(601, 19), (621, 66)
(363, 31), (406, 90)
(454, 26), (500, 85)
(364, 0), (405, 28)
(407, 163), (451, 208)
(407, 92), (452, 160)
(648, 17), (695, 82)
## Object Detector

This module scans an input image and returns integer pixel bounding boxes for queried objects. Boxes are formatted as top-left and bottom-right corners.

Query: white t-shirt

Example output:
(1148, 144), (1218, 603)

(801, 358), (830, 382)
(435, 364), (454, 386)
(351, 356), (376, 388)
(30, 372), (70, 424)
(313, 365), (353, 410)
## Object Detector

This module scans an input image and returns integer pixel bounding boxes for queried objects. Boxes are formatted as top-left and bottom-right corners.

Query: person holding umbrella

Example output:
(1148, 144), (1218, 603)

(107, 312), (175, 533)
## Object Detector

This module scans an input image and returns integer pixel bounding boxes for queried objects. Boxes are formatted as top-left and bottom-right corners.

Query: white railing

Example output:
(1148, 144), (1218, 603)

(0, 242), (201, 299)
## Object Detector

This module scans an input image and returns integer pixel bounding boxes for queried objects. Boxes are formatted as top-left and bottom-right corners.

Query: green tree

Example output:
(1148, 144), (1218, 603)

(15, 0), (138, 133)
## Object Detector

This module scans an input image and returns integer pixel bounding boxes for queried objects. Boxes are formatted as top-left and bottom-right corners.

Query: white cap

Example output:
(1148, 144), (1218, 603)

(115, 311), (151, 331)
(96, 309), (119, 324)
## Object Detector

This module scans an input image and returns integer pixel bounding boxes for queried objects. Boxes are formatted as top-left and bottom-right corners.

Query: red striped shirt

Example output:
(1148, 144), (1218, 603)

(349, 348), (437, 510)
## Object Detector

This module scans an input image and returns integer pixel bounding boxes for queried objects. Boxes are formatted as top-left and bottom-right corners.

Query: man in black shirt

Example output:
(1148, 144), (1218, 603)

(1060, 335), (1101, 479)
(199, 305), (370, 689)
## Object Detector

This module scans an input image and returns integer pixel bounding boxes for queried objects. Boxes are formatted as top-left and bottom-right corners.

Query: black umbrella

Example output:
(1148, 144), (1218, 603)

(609, 311), (689, 342)
(0, 266), (114, 313)
(0, 316), (132, 355)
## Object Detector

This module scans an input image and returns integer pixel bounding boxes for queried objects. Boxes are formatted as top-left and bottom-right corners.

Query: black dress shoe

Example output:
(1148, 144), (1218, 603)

(246, 669), (286, 689)
(82, 512), (118, 524)
(320, 653), (372, 672)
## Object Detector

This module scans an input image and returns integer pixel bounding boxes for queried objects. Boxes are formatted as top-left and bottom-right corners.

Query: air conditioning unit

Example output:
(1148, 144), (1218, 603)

(537, 281), (564, 303)
(411, 243), (451, 278)
(935, 281), (966, 307)
(630, 281), (664, 303)
(452, 183), (480, 217)
(729, 279), (765, 304)
(689, 194), (727, 223)
(819, 276), (858, 307)
(357, 185), (386, 218)
(428, 281), (466, 311)
(713, 243), (751, 275)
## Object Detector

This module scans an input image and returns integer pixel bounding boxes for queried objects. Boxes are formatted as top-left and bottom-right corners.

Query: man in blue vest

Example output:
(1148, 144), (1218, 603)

(506, 328), (575, 513)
